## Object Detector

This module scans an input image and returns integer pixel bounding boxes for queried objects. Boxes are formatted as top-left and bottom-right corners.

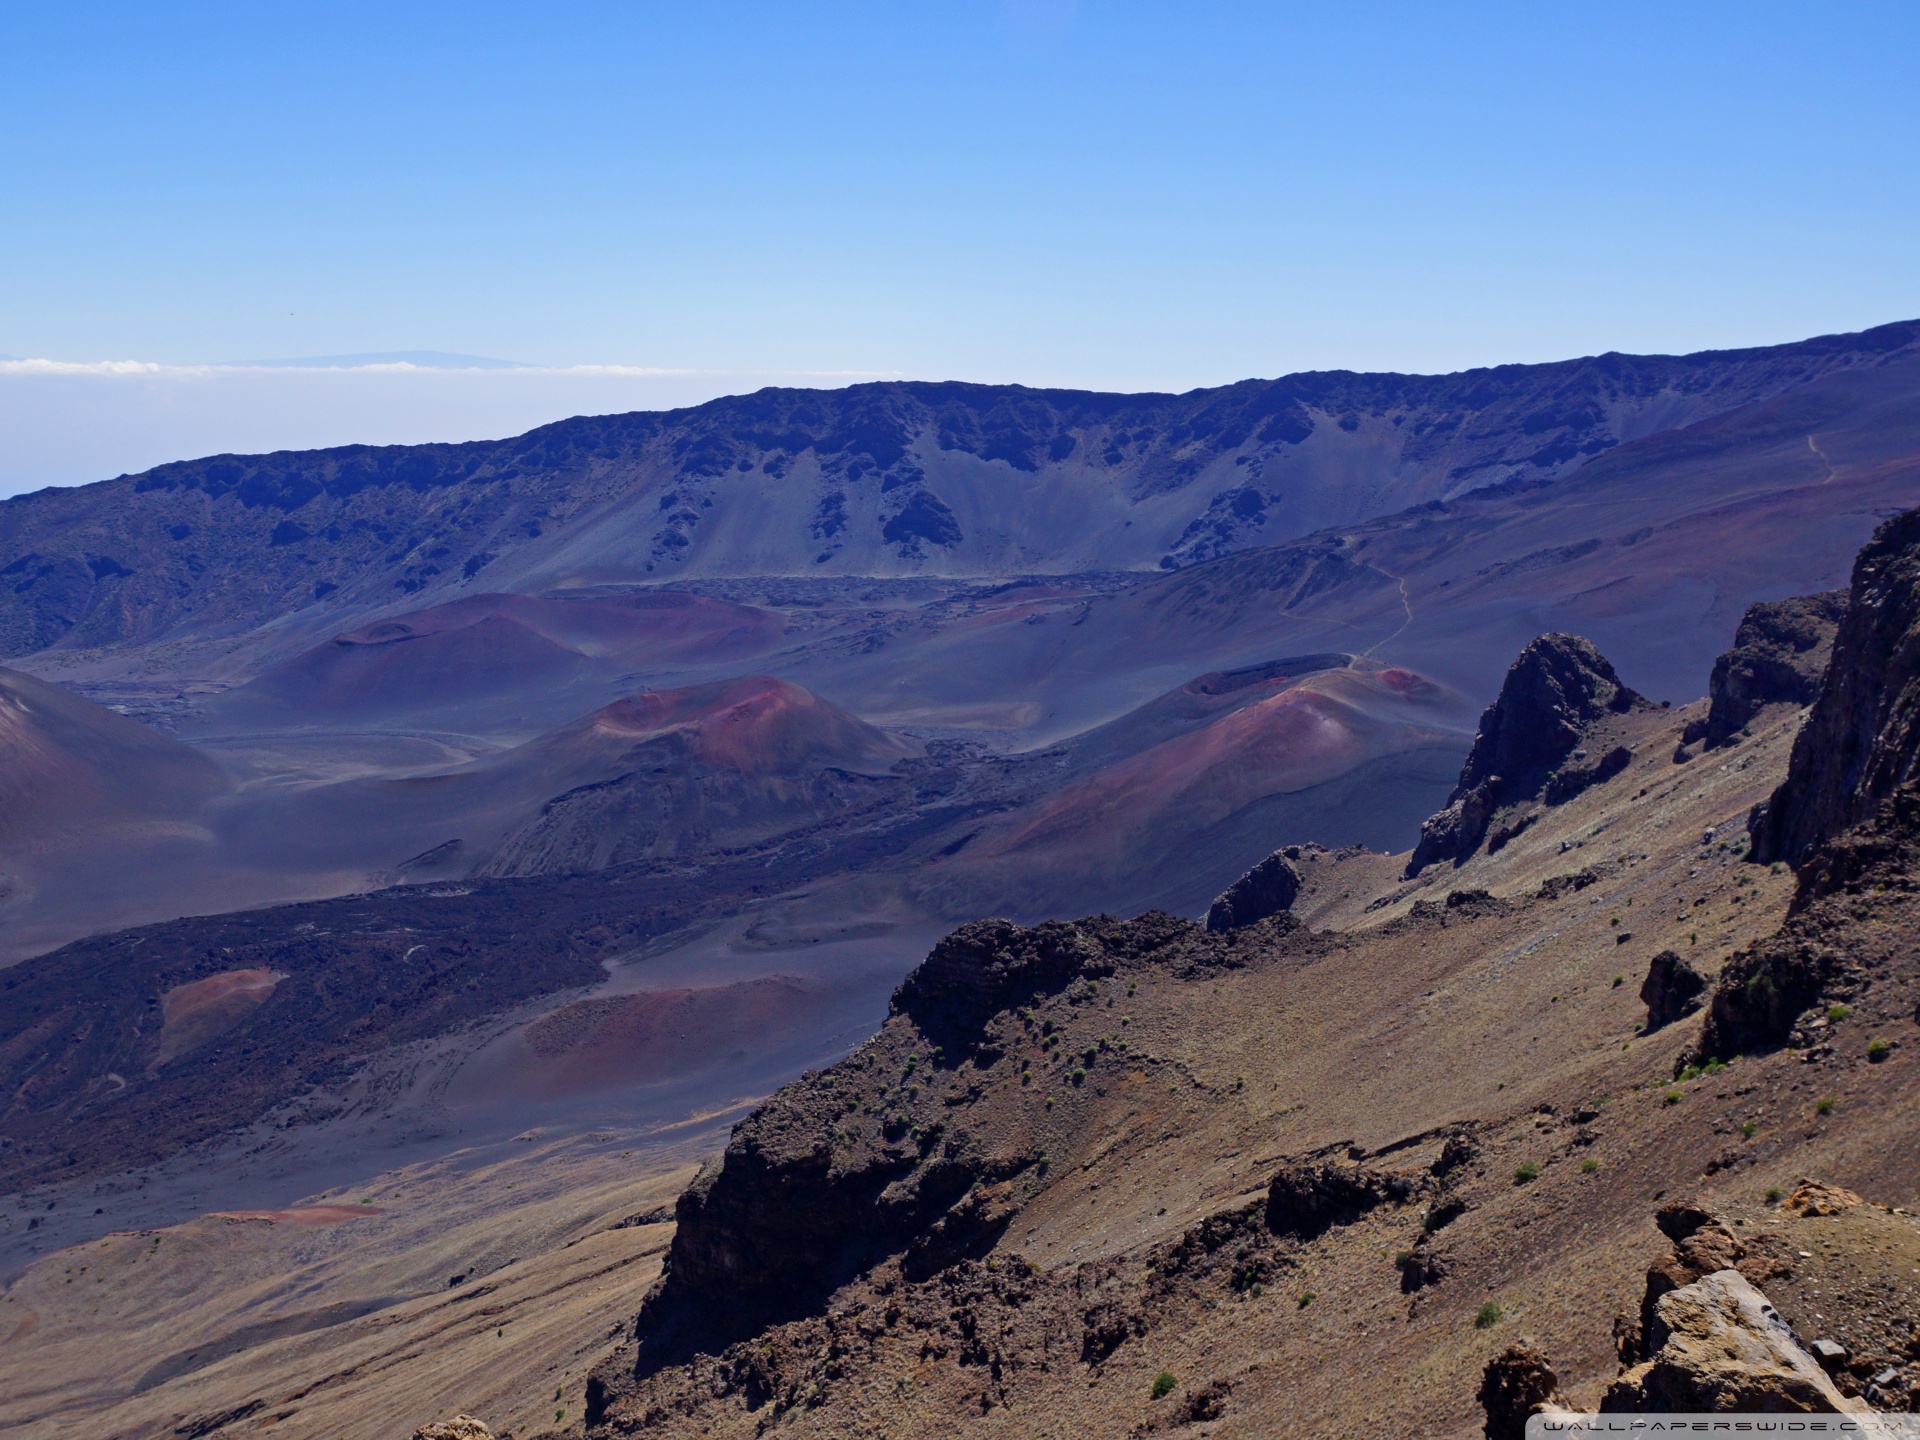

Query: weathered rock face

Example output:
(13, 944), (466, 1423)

(1206, 850), (1301, 932)
(1751, 509), (1920, 865)
(1409, 634), (1650, 874)
(1602, 1269), (1861, 1413)
(1477, 1342), (1572, 1440)
(628, 914), (1193, 1369)
(1703, 590), (1847, 748)
(1641, 949), (1707, 1030)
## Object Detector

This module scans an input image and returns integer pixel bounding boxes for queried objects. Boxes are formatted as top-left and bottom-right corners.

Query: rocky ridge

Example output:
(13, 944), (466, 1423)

(6, 321), (1915, 657)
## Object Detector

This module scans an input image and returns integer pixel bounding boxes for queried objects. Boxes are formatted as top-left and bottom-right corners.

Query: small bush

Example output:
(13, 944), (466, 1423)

(1828, 1004), (1853, 1023)
(1474, 1301), (1504, 1329)
(1296, 1290), (1316, 1309)
(1664, 1088), (1683, 1105)
(1740, 1119), (1759, 1139)
(1580, 1158), (1599, 1174)
(1815, 1096), (1836, 1115)
(1765, 1185), (1784, 1204)
(1868, 1038), (1892, 1062)
(1151, 1371), (1177, 1400)
(1513, 1161), (1540, 1184)
(1612, 975), (1624, 988)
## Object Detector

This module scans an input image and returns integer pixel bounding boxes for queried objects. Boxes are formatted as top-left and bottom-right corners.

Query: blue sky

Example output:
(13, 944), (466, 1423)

(2, 2), (1917, 490)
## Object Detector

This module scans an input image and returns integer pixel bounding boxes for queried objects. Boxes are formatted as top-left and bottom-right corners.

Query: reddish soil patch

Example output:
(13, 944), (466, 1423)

(154, 967), (285, 1067)
(501, 977), (828, 1101)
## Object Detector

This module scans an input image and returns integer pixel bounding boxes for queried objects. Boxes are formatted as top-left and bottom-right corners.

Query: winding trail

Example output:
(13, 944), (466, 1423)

(1361, 562), (1415, 657)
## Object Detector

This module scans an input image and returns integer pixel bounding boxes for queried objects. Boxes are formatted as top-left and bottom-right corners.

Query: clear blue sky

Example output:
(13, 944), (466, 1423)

(1, 2), (1917, 489)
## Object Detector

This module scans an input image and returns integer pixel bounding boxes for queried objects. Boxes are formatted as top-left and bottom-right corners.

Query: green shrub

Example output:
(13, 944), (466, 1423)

(1868, 1038), (1891, 1062)
(1513, 1161), (1540, 1184)
(1151, 1371), (1177, 1400)
(1740, 1119), (1759, 1139)
(1815, 1096), (1836, 1116)
(1766, 1185), (1784, 1204)
(1474, 1301), (1504, 1329)
(1828, 1004), (1852, 1022)
(1664, 1087), (1684, 1105)
(1580, 1158), (1599, 1174)
(1296, 1290), (1316, 1309)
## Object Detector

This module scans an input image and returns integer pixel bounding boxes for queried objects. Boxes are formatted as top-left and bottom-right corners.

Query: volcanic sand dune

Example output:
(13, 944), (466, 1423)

(0, 666), (232, 961)
(923, 662), (1468, 916)
(214, 675), (923, 883)
(216, 590), (786, 733)
(0, 665), (226, 845)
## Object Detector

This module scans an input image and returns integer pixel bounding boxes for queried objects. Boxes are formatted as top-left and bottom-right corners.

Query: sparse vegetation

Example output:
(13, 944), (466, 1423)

(1151, 1371), (1177, 1400)
(1513, 1161), (1540, 1184)
(1815, 1096), (1836, 1115)
(1474, 1301), (1504, 1329)
(1580, 1158), (1599, 1174)
(1740, 1119), (1759, 1139)
(1296, 1290), (1316, 1309)
(1868, 1038), (1892, 1062)
(1664, 1087), (1683, 1105)
(1828, 1004), (1852, 1022)
(1766, 1186), (1784, 1204)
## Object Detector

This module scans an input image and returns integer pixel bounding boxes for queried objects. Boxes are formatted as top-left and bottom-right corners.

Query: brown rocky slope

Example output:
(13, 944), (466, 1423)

(575, 515), (1920, 1439)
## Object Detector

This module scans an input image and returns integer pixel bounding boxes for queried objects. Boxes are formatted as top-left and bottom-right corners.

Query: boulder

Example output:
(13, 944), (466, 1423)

(1704, 591), (1847, 748)
(411, 1418), (495, 1440)
(1409, 634), (1649, 874)
(1602, 1269), (1864, 1413)
(1206, 851), (1301, 932)
(1641, 950), (1707, 1030)
(1783, 1179), (1865, 1217)
(1478, 1341), (1573, 1440)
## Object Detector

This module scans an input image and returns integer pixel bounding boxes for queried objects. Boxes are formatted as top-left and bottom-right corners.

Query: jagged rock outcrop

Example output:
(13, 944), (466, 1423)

(1602, 1269), (1861, 1413)
(1641, 949), (1707, 1030)
(1206, 849), (1301, 932)
(1264, 1158), (1417, 1238)
(1702, 590), (1847, 748)
(1409, 634), (1651, 874)
(1477, 1342), (1573, 1440)
(1750, 510), (1920, 865)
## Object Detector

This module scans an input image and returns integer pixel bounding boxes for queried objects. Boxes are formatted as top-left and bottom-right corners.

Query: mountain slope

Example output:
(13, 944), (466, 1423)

(572, 524), (1920, 1438)
(3, 321), (1914, 660)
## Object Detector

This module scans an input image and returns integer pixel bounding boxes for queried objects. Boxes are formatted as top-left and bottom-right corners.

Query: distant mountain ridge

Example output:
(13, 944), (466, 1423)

(2, 320), (1914, 657)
